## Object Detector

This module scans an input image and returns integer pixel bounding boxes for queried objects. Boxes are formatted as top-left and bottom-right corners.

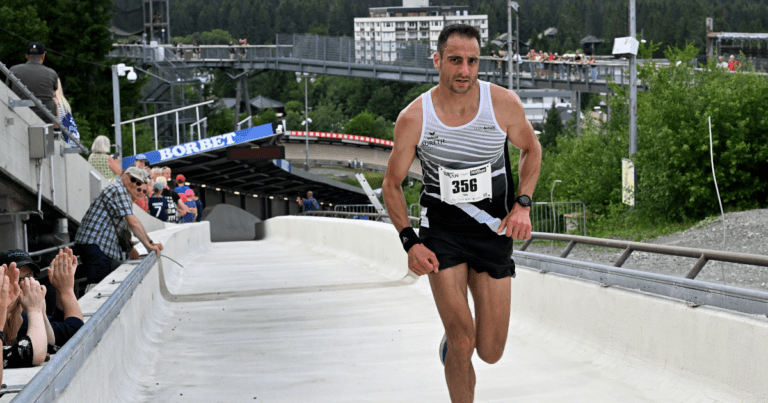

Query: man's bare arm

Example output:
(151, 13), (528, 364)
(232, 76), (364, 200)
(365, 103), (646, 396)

(382, 102), (422, 232)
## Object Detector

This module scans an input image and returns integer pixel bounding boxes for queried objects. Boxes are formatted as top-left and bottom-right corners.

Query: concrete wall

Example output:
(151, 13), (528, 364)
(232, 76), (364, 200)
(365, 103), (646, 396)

(46, 217), (768, 402)
(0, 81), (113, 249)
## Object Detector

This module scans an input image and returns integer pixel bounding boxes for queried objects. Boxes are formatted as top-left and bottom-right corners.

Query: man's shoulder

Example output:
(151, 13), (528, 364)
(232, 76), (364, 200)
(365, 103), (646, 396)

(489, 83), (522, 109)
(397, 92), (424, 123)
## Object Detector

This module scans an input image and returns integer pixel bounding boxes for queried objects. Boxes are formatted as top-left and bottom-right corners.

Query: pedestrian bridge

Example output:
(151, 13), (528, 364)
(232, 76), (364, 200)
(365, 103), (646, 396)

(109, 33), (642, 94)
(4, 215), (766, 402)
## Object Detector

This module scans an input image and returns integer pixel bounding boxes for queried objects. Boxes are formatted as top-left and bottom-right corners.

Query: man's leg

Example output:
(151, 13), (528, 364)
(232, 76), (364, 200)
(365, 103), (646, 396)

(468, 269), (511, 364)
(428, 263), (476, 403)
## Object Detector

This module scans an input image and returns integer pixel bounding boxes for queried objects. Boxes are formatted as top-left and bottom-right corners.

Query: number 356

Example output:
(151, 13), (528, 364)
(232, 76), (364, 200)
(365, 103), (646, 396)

(452, 178), (477, 193)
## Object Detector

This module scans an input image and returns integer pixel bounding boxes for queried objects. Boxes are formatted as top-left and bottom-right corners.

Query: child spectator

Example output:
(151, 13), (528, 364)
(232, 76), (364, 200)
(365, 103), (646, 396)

(180, 189), (198, 223)
(174, 174), (189, 194)
(148, 182), (169, 222)
(157, 177), (186, 223)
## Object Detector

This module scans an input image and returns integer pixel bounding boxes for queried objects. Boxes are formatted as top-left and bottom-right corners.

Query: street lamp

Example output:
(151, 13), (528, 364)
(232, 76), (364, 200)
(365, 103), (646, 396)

(112, 63), (137, 162)
(295, 71), (316, 171)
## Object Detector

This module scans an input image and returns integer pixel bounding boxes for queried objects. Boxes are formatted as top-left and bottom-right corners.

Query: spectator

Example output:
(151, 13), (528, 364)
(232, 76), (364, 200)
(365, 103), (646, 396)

(297, 191), (320, 212)
(717, 56), (728, 69)
(174, 174), (189, 194)
(728, 55), (741, 72)
(192, 40), (201, 59)
(229, 40), (236, 60)
(88, 135), (118, 183)
(158, 176), (187, 223)
(148, 182), (169, 222)
(180, 189), (198, 223)
(54, 79), (81, 148)
(107, 153), (149, 178)
(5, 42), (59, 124)
(192, 190), (204, 222)
(135, 182), (149, 213)
(73, 167), (163, 285)
(589, 56), (598, 81)
(11, 248), (84, 353)
(162, 166), (172, 183)
(0, 255), (47, 368)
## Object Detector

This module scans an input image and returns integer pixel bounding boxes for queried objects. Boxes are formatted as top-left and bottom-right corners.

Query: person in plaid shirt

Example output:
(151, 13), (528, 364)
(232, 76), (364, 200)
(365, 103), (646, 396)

(74, 167), (163, 284)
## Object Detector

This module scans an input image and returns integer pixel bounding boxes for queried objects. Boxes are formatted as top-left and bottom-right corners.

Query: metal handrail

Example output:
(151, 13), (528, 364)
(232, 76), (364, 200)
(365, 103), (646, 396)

(111, 100), (214, 126)
(519, 232), (768, 280)
(27, 242), (75, 257)
(302, 210), (418, 224)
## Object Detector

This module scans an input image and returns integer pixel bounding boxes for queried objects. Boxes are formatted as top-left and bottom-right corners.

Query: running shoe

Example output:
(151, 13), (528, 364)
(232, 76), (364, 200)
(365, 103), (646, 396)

(439, 333), (448, 366)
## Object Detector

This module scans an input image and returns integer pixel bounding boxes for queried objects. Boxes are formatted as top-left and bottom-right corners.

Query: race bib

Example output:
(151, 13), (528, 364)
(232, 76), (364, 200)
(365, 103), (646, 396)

(438, 163), (492, 204)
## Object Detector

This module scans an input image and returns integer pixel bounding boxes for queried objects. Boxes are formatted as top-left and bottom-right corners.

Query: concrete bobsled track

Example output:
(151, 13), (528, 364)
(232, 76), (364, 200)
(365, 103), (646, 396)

(12, 217), (768, 402)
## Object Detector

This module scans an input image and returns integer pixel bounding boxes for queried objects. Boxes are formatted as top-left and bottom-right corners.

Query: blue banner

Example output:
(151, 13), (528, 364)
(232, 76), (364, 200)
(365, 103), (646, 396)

(122, 124), (275, 169)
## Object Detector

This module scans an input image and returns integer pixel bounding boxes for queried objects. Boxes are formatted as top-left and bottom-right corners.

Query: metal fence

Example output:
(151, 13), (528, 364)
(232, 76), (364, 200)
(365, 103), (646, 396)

(334, 204), (378, 215)
(531, 201), (587, 236)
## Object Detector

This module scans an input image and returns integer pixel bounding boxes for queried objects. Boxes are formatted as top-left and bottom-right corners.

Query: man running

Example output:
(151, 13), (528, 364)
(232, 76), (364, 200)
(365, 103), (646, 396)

(382, 24), (541, 402)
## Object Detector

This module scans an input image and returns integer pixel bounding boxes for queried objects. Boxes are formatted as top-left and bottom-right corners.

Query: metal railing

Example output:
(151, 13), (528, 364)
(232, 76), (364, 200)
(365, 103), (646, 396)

(334, 204), (378, 215)
(107, 35), (646, 90)
(237, 115), (253, 130)
(302, 210), (418, 224)
(519, 232), (768, 281)
(111, 100), (213, 154)
(530, 201), (587, 236)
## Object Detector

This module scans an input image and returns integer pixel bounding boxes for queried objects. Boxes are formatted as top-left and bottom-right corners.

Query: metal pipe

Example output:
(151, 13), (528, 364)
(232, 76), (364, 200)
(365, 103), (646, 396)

(112, 65), (123, 161)
(50, 155), (55, 207)
(629, 0), (638, 206)
(36, 159), (43, 215)
(28, 242), (76, 257)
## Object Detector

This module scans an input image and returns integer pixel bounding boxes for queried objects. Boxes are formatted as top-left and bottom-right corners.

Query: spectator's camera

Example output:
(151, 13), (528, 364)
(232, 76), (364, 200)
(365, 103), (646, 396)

(126, 70), (138, 83)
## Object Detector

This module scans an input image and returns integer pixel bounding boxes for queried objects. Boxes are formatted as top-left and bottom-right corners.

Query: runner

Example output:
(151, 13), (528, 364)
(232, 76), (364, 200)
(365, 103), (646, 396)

(382, 23), (541, 402)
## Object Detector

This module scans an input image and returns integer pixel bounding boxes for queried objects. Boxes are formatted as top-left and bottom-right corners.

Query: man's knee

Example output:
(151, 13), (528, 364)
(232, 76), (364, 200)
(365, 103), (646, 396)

(476, 340), (505, 364)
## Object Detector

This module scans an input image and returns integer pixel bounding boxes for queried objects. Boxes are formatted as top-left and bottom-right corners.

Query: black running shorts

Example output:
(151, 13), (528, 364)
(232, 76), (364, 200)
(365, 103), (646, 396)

(418, 225), (515, 279)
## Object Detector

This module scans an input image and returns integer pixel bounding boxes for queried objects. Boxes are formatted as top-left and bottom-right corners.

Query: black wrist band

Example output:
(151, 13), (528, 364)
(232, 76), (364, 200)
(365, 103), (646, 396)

(399, 227), (421, 253)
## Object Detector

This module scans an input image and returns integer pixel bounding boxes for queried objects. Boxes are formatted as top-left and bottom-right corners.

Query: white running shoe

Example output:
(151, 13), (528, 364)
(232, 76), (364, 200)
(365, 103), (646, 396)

(439, 333), (448, 366)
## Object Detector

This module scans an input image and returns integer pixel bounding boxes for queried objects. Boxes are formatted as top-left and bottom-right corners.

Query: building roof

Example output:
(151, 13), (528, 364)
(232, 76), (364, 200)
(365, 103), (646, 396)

(543, 27), (558, 37)
(580, 35), (602, 44)
(250, 95), (285, 110)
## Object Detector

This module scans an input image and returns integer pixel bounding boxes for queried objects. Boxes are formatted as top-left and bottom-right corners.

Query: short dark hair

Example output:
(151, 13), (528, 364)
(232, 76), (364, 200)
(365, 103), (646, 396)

(437, 24), (481, 56)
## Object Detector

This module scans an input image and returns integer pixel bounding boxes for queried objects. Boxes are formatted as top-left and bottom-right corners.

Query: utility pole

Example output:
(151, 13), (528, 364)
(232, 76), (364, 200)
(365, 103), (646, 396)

(629, 0), (637, 206)
(629, 0), (637, 157)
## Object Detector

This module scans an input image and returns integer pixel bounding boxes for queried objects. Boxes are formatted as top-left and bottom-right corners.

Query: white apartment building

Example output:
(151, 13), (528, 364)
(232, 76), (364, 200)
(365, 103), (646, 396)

(353, 0), (488, 64)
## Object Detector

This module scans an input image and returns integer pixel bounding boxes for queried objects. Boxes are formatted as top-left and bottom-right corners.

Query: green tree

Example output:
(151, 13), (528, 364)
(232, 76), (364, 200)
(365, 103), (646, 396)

(540, 102), (563, 148)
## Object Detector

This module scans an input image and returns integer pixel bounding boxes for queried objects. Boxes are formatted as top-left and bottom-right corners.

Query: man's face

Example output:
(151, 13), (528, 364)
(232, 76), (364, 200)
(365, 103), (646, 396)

(730, 55), (735, 61)
(434, 35), (480, 95)
(307, 192), (313, 199)
(123, 174), (144, 200)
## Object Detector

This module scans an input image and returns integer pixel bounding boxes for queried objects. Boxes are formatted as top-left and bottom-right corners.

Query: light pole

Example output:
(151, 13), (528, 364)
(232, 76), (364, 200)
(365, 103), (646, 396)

(295, 72), (316, 171)
(112, 63), (137, 162)
(508, 1), (519, 90)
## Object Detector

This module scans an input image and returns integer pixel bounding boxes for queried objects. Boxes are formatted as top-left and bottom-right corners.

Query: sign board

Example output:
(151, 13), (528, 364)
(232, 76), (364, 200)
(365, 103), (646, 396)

(227, 146), (285, 160)
(612, 37), (640, 56)
(622, 158), (635, 206)
(121, 123), (275, 169)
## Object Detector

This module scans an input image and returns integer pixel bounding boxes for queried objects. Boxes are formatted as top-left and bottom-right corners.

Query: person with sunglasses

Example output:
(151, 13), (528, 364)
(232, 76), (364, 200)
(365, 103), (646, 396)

(134, 183), (150, 213)
(74, 167), (163, 285)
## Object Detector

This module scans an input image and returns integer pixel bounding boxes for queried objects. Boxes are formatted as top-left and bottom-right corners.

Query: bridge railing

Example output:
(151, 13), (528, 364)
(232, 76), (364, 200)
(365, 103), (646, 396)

(109, 34), (645, 89)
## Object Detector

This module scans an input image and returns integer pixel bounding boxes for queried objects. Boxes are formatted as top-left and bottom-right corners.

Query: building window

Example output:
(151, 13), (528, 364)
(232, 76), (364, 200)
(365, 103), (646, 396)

(464, 10), (468, 16)
(384, 22), (392, 28)
(376, 22), (380, 27)
(396, 22), (405, 28)
(397, 33), (406, 40)
(376, 32), (380, 37)
(431, 21), (442, 27)
(408, 22), (417, 28)
(408, 32), (417, 39)
(420, 22), (429, 28)
(431, 41), (437, 48)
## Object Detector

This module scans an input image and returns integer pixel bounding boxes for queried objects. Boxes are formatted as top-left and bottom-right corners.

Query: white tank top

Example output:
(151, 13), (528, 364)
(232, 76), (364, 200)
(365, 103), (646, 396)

(416, 80), (514, 234)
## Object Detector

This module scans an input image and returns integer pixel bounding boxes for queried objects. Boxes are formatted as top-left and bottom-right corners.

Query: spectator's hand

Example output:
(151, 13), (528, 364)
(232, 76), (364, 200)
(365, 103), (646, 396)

(49, 247), (77, 294)
(19, 278), (46, 314)
(0, 265), (11, 325)
(107, 155), (122, 176)
(147, 242), (163, 257)
(2, 263), (21, 306)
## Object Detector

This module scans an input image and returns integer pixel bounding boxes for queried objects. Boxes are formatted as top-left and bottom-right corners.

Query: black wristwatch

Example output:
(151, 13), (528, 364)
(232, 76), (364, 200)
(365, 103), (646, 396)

(515, 194), (532, 207)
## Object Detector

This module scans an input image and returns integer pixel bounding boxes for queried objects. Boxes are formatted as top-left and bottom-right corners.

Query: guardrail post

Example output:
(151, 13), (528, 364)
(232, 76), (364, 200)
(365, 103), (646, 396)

(520, 237), (534, 251)
(685, 254), (709, 279)
(560, 240), (577, 258)
(613, 246), (633, 267)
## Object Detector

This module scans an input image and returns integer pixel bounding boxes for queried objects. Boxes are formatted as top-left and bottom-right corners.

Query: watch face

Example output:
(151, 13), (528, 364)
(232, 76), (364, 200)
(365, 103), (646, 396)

(517, 195), (532, 206)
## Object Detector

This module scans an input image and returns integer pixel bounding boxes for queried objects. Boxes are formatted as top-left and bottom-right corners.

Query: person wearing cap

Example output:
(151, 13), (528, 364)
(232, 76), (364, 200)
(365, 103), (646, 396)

(74, 166), (163, 284)
(179, 189), (198, 223)
(174, 174), (190, 194)
(148, 181), (169, 222)
(106, 153), (150, 178)
(6, 42), (60, 124)
(0, 248), (85, 362)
